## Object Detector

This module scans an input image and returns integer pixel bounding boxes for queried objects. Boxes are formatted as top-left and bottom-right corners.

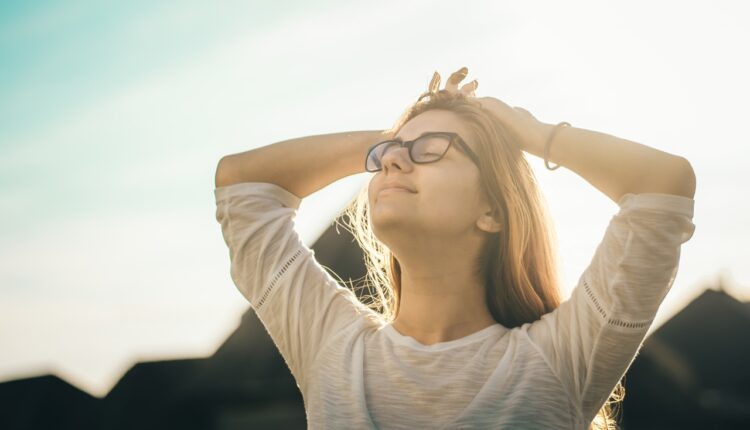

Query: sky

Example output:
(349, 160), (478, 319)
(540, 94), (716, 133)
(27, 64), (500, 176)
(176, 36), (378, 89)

(1, 0), (748, 398)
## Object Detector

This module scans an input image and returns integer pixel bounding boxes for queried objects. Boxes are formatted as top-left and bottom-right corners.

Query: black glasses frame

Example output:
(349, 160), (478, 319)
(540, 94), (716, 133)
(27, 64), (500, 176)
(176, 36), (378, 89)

(365, 131), (481, 172)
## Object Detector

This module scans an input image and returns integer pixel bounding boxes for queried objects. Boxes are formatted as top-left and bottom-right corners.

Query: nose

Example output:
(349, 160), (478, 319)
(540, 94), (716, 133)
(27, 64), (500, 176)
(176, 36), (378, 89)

(380, 145), (414, 173)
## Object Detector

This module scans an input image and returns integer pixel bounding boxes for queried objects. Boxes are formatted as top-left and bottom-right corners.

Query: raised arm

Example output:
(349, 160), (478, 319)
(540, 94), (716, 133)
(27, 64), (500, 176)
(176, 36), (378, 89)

(213, 130), (387, 386)
(476, 95), (696, 202)
(528, 123), (697, 202)
(215, 130), (388, 197)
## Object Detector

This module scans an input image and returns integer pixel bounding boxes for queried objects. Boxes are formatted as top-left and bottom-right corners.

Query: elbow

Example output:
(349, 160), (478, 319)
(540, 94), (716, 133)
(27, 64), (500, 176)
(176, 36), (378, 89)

(215, 156), (235, 189)
(672, 157), (696, 199)
(621, 156), (696, 200)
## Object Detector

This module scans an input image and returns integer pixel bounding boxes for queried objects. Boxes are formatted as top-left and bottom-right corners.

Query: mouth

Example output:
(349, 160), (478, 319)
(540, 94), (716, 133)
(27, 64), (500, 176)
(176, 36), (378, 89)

(379, 186), (416, 195)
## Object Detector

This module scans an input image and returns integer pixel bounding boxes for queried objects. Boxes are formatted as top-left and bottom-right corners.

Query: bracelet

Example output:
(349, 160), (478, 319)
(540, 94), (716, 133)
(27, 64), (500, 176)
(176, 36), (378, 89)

(543, 121), (571, 171)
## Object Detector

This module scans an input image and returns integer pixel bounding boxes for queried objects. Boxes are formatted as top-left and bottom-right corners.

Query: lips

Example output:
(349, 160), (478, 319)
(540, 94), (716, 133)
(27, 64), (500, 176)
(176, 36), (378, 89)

(379, 187), (412, 195)
(380, 183), (416, 194)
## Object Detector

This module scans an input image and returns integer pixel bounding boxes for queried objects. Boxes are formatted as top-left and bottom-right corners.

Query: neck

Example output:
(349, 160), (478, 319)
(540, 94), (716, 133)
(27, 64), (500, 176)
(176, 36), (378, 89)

(390, 250), (497, 346)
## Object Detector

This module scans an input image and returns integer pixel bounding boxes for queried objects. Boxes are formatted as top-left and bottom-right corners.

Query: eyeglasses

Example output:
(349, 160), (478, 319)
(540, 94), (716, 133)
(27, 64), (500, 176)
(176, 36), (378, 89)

(365, 131), (481, 172)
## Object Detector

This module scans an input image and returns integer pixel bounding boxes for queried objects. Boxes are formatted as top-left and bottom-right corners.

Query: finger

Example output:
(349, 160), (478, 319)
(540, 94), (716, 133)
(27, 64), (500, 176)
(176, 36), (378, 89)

(429, 71), (441, 93)
(445, 67), (468, 92)
(446, 67), (468, 91)
(459, 79), (478, 96)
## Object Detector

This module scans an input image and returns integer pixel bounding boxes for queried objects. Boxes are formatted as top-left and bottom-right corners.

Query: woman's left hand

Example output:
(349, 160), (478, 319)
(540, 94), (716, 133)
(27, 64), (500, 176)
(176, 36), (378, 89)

(434, 67), (553, 154)
(476, 96), (553, 155)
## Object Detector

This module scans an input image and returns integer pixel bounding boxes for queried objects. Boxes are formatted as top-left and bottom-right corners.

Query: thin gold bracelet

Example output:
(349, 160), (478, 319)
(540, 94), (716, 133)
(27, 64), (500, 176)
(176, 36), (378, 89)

(544, 121), (571, 170)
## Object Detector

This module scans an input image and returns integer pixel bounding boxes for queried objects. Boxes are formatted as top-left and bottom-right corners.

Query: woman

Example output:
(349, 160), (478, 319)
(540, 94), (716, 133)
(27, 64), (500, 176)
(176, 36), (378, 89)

(214, 67), (696, 429)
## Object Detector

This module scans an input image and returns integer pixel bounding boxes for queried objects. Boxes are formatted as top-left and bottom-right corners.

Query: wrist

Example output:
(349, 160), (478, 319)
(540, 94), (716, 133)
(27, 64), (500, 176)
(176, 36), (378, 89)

(524, 122), (555, 157)
(542, 122), (571, 170)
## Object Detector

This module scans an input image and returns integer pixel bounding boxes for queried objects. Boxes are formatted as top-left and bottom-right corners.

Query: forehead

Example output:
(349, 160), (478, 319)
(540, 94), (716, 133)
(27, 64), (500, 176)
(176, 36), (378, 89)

(396, 109), (477, 150)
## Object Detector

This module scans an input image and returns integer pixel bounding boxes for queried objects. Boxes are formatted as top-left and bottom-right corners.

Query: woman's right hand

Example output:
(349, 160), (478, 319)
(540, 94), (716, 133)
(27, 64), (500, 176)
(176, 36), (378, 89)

(429, 66), (478, 97)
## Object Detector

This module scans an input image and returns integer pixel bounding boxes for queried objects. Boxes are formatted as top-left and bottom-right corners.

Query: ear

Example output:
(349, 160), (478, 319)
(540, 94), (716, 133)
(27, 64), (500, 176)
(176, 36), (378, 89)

(476, 208), (502, 233)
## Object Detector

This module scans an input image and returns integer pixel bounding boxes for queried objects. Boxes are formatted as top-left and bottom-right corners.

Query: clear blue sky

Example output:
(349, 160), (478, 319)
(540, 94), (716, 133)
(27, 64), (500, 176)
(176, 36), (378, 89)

(1, 0), (748, 397)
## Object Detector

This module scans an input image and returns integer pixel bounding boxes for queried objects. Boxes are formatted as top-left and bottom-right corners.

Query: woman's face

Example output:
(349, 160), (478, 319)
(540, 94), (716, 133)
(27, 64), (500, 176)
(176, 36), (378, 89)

(368, 109), (492, 245)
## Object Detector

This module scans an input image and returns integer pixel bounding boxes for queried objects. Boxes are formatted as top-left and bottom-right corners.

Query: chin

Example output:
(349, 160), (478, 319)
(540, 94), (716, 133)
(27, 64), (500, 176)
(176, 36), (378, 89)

(372, 212), (417, 243)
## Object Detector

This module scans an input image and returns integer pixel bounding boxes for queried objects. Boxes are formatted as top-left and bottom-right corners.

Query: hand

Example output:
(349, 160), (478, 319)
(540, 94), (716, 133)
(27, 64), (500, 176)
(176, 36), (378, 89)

(475, 96), (553, 155)
(429, 66), (478, 96)
(429, 67), (553, 154)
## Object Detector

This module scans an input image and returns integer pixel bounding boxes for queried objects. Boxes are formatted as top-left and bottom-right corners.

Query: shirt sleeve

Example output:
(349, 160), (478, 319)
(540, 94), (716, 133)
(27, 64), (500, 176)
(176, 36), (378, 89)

(214, 181), (375, 389)
(524, 192), (696, 423)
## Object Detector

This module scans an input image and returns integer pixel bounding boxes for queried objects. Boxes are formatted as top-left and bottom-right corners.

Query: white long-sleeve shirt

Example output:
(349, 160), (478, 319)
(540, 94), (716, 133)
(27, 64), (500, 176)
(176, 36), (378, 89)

(214, 181), (696, 429)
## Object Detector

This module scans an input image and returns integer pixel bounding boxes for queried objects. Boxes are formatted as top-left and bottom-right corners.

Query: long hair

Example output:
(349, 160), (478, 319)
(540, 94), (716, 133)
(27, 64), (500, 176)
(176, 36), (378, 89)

(340, 88), (624, 429)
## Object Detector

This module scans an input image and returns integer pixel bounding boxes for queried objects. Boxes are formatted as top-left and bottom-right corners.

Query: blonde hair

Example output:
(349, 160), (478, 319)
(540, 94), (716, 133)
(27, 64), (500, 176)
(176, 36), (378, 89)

(340, 88), (624, 429)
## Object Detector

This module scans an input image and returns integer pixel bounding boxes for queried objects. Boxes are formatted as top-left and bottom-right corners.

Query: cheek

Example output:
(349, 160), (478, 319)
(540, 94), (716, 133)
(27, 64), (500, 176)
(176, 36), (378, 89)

(423, 173), (483, 225)
(433, 188), (478, 221)
(367, 178), (377, 206)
